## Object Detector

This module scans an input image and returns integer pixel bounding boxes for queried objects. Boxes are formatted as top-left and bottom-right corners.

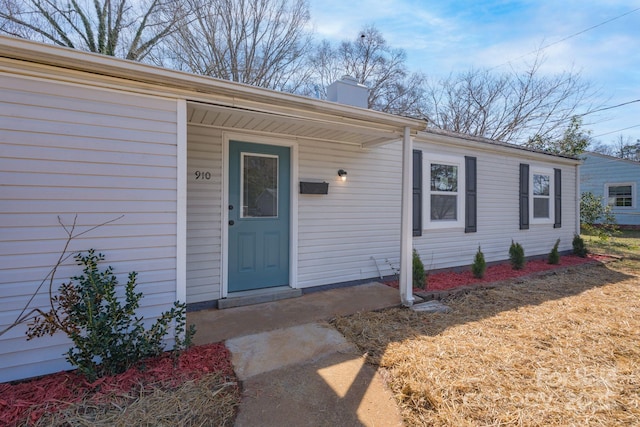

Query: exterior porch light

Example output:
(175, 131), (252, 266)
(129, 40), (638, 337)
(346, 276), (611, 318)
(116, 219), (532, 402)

(338, 169), (348, 181)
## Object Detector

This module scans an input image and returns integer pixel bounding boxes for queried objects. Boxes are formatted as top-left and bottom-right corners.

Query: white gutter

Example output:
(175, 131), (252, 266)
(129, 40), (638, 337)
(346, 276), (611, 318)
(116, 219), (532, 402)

(399, 127), (414, 306)
(0, 36), (425, 131)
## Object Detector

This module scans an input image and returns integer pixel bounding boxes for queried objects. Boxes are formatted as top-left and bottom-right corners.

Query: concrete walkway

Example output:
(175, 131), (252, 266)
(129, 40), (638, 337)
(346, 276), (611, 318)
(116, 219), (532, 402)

(187, 282), (405, 426)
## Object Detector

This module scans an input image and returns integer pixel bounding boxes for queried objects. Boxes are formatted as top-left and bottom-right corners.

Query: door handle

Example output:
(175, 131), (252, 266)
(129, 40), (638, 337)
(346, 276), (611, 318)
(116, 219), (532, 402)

(229, 220), (234, 226)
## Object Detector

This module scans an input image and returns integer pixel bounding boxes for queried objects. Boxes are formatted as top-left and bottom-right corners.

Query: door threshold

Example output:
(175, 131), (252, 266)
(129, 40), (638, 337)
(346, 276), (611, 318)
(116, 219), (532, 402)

(219, 286), (302, 309)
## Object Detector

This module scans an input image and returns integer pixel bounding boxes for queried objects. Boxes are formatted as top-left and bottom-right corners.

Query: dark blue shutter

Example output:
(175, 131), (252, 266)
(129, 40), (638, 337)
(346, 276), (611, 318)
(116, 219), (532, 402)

(554, 168), (562, 228)
(413, 150), (422, 236)
(465, 156), (477, 233)
(519, 163), (529, 230)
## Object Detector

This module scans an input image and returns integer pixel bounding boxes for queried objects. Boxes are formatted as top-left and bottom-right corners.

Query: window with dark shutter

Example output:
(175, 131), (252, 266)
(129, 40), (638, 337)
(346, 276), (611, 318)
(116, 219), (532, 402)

(519, 163), (529, 230)
(465, 156), (477, 233)
(413, 150), (422, 236)
(554, 168), (561, 228)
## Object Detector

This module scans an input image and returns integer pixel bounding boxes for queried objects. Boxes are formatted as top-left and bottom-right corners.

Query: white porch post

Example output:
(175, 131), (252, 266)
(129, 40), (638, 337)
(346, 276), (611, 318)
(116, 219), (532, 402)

(399, 126), (414, 306)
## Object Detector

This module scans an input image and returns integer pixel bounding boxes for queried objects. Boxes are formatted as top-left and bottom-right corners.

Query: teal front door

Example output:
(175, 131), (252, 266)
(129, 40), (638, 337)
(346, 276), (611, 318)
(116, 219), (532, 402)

(228, 141), (290, 292)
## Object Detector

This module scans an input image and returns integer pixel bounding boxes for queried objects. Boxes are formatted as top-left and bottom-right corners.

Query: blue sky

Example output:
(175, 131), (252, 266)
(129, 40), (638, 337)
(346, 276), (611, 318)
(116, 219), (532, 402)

(307, 0), (640, 148)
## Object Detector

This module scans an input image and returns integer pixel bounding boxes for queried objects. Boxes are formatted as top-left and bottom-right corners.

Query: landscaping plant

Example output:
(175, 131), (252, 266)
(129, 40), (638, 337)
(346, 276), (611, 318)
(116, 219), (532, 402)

(27, 249), (195, 381)
(471, 246), (487, 278)
(509, 240), (525, 270)
(580, 191), (619, 239)
(413, 249), (426, 289)
(548, 239), (561, 264)
(573, 234), (588, 258)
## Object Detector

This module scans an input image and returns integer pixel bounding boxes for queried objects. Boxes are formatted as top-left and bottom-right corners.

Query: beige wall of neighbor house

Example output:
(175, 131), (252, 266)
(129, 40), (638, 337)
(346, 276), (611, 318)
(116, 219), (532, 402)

(0, 73), (180, 382)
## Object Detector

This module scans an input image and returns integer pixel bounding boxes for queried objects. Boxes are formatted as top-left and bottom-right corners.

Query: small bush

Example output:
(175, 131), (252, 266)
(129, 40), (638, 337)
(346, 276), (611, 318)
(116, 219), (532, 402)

(580, 191), (619, 240)
(27, 249), (196, 381)
(572, 234), (588, 258)
(548, 239), (561, 265)
(471, 246), (486, 278)
(413, 249), (426, 289)
(509, 240), (525, 270)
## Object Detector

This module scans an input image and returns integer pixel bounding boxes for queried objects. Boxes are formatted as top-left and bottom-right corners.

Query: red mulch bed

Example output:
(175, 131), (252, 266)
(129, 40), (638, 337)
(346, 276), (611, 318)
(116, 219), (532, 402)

(0, 343), (234, 426)
(387, 254), (611, 293)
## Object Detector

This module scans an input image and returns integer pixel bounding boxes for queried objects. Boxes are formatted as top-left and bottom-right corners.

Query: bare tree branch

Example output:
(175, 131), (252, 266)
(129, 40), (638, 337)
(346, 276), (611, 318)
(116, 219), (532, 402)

(0, 0), (186, 61)
(157, 0), (312, 91)
(0, 215), (124, 337)
(423, 53), (600, 144)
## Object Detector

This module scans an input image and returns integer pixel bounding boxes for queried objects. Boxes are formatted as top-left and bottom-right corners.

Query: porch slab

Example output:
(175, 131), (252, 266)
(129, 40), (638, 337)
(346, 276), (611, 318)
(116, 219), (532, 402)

(186, 281), (401, 345)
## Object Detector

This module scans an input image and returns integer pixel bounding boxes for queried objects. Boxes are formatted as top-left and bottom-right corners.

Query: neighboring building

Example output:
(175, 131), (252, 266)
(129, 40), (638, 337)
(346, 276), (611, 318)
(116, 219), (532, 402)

(580, 152), (640, 227)
(0, 36), (580, 382)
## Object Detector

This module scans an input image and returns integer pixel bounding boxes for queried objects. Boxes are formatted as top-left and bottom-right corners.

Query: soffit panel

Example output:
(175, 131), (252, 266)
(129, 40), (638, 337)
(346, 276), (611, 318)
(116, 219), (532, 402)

(187, 102), (404, 147)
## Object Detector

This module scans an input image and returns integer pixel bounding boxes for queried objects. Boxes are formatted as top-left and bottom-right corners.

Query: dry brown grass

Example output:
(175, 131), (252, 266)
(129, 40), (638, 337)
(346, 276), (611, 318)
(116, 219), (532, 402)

(26, 372), (239, 427)
(333, 261), (640, 426)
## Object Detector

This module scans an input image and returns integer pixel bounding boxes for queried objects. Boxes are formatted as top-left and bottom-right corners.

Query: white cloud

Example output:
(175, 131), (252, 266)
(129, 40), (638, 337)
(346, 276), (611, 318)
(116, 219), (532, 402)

(306, 0), (640, 143)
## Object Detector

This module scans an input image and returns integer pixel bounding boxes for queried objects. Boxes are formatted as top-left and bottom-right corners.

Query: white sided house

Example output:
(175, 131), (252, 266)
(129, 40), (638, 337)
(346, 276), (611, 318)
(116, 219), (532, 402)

(0, 36), (580, 382)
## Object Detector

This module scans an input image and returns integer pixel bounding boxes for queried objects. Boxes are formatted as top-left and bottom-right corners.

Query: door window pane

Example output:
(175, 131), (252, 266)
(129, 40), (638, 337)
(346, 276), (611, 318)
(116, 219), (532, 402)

(242, 154), (278, 218)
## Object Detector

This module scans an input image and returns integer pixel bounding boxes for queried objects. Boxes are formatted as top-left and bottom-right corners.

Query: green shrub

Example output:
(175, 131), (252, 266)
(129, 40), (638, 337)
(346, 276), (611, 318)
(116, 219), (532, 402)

(471, 246), (486, 278)
(27, 249), (195, 381)
(580, 191), (619, 240)
(548, 239), (561, 265)
(412, 249), (426, 289)
(509, 241), (525, 270)
(572, 234), (588, 258)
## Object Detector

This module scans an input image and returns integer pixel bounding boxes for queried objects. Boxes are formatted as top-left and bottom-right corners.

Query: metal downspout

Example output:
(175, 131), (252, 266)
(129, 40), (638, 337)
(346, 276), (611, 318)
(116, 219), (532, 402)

(400, 127), (414, 306)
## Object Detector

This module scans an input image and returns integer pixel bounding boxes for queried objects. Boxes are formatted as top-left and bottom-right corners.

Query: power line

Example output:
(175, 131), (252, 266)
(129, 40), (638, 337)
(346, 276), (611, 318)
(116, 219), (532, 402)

(580, 99), (640, 116)
(593, 124), (640, 138)
(534, 7), (640, 54)
(491, 7), (640, 69)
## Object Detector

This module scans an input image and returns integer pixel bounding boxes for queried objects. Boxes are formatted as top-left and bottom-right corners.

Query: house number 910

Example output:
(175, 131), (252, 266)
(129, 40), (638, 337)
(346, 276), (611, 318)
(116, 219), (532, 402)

(194, 171), (212, 180)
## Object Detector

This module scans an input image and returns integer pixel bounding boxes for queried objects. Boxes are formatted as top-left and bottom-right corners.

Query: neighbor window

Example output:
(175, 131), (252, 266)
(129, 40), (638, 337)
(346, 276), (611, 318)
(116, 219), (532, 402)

(606, 183), (634, 208)
(424, 155), (464, 228)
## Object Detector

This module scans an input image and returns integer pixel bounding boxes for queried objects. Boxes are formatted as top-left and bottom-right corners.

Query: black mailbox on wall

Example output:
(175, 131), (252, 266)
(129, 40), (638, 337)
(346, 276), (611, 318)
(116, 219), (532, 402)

(299, 181), (329, 194)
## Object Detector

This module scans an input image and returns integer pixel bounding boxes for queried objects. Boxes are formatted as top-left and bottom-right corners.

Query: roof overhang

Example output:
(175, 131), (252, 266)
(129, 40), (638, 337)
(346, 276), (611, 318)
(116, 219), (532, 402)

(0, 36), (425, 148)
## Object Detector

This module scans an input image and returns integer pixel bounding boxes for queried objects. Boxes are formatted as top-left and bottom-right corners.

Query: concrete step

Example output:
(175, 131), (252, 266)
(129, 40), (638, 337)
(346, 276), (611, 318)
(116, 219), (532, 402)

(218, 286), (302, 309)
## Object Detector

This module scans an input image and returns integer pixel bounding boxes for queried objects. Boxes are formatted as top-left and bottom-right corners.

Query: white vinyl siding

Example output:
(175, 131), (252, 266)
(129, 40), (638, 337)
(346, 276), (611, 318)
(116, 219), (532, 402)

(185, 125), (223, 303)
(0, 74), (179, 383)
(413, 138), (577, 271)
(297, 140), (402, 287)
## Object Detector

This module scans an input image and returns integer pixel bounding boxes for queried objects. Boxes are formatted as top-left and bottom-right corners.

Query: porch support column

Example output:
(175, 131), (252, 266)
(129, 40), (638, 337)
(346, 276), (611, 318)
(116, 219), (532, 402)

(399, 126), (414, 306)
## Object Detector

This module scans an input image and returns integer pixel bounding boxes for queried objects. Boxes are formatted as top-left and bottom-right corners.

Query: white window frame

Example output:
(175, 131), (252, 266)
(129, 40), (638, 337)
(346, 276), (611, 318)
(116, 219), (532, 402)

(530, 166), (554, 225)
(605, 182), (636, 209)
(424, 154), (465, 229)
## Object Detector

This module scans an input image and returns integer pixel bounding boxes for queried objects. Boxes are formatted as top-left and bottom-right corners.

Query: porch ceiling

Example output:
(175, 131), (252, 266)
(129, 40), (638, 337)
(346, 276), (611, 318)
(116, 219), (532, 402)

(187, 101), (421, 148)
